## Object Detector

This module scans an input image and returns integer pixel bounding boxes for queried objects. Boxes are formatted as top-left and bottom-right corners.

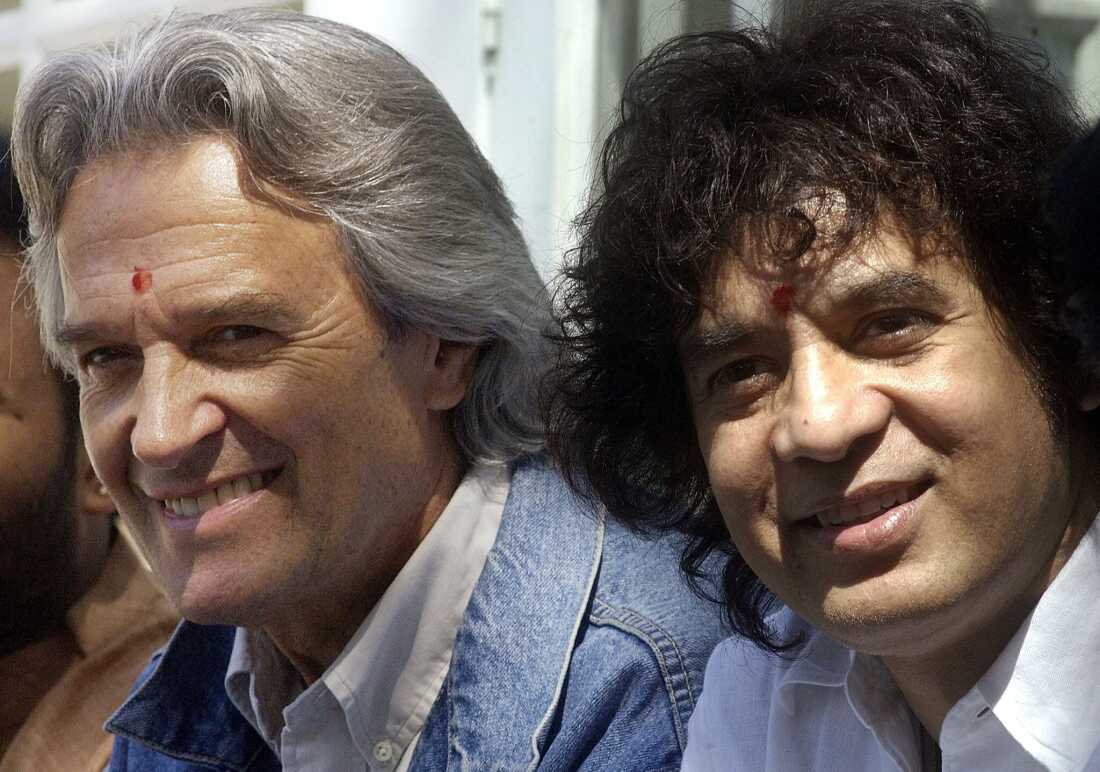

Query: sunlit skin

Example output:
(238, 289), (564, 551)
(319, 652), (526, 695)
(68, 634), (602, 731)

(55, 138), (477, 682)
(681, 225), (1100, 734)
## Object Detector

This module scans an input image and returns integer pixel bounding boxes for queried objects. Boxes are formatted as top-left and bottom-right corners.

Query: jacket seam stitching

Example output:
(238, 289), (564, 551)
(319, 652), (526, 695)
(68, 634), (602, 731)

(588, 598), (695, 749)
(108, 728), (245, 770)
(525, 509), (607, 772)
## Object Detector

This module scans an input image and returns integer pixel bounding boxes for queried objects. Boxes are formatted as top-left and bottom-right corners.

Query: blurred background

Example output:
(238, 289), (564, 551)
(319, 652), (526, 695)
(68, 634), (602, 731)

(0, 0), (1096, 278)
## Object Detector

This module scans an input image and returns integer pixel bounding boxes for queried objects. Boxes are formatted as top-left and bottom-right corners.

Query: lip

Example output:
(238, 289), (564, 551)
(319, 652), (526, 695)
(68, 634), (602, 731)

(801, 480), (924, 520)
(138, 467), (282, 501)
(798, 481), (931, 554)
(148, 467), (284, 533)
(158, 487), (268, 532)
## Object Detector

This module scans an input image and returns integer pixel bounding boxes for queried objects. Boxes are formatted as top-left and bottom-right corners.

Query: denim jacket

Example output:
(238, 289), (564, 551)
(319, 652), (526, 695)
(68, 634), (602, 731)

(105, 459), (726, 771)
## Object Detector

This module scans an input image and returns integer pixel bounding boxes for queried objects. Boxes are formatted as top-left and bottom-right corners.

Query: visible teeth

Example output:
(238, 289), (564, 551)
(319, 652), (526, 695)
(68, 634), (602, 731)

(162, 472), (268, 517)
(815, 488), (912, 528)
(215, 483), (236, 505)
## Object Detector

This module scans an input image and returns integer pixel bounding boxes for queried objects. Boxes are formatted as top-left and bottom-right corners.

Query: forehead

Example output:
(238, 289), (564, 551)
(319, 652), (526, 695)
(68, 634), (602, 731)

(55, 138), (349, 320)
(59, 139), (282, 264)
(697, 225), (971, 325)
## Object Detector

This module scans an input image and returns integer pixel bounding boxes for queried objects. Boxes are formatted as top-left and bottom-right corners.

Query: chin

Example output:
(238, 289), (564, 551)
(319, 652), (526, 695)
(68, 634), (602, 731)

(814, 588), (966, 658)
(170, 573), (272, 629)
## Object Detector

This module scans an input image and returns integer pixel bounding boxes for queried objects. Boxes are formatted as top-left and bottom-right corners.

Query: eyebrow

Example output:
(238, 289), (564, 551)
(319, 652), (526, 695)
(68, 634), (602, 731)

(54, 290), (298, 349)
(680, 270), (950, 365)
(831, 270), (949, 311)
(679, 320), (754, 365)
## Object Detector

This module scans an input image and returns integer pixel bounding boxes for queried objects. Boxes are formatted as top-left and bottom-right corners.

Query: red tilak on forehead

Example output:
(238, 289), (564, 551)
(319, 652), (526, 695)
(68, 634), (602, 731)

(770, 283), (795, 315)
(131, 267), (152, 293)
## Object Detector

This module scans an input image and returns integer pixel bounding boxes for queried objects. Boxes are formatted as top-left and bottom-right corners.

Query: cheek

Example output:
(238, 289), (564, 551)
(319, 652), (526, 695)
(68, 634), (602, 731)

(80, 396), (132, 491)
(700, 420), (776, 538)
(907, 331), (1040, 438)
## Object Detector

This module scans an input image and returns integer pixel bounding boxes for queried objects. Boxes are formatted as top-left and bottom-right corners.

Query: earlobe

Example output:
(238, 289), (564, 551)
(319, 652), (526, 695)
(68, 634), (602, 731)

(76, 444), (115, 517)
(426, 338), (479, 412)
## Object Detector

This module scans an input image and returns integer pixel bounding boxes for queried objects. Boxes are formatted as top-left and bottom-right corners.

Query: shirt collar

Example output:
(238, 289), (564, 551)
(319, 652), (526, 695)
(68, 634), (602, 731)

(224, 462), (509, 763)
(968, 511), (1100, 771)
(225, 628), (304, 754)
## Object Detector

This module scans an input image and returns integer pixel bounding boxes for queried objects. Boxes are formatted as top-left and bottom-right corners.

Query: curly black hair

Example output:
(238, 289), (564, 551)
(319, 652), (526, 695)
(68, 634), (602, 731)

(548, 0), (1089, 652)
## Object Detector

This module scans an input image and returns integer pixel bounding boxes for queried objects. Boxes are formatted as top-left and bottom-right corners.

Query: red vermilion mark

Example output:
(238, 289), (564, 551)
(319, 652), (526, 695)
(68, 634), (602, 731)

(770, 283), (795, 315)
(131, 267), (152, 293)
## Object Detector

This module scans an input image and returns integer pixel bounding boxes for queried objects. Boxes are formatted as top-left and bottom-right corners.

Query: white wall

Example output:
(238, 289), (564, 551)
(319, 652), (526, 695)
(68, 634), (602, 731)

(302, 0), (596, 281)
(303, 0), (485, 144)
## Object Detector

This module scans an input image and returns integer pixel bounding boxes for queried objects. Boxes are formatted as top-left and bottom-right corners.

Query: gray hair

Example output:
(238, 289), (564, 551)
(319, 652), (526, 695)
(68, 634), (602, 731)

(13, 8), (550, 464)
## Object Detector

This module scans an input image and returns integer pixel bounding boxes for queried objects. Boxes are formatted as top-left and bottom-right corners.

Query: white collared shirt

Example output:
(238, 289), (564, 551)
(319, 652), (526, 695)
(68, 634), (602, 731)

(683, 513), (1100, 772)
(225, 463), (509, 772)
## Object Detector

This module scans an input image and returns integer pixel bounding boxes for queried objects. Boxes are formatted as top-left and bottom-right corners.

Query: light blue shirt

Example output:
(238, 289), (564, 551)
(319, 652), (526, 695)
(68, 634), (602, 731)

(683, 513), (1100, 772)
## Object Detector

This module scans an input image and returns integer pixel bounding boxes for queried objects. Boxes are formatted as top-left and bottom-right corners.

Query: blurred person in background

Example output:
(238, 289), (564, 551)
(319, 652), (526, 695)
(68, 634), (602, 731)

(0, 139), (176, 772)
(549, 1), (1100, 769)
(12, 9), (724, 771)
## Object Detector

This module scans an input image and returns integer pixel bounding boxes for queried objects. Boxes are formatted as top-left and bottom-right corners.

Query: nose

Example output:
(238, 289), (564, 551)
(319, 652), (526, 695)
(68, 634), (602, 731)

(771, 343), (891, 463)
(130, 350), (227, 470)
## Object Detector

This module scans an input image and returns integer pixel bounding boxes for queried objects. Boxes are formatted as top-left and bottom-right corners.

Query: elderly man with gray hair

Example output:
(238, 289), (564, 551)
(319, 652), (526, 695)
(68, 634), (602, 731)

(11, 9), (723, 771)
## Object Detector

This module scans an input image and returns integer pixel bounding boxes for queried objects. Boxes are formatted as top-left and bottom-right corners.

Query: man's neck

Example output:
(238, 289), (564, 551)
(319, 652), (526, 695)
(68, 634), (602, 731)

(884, 501), (1098, 737)
(264, 445), (469, 685)
(884, 610), (1028, 737)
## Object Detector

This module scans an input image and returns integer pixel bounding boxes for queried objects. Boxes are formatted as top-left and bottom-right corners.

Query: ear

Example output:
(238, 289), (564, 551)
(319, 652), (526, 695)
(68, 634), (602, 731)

(75, 443), (115, 518)
(423, 338), (480, 412)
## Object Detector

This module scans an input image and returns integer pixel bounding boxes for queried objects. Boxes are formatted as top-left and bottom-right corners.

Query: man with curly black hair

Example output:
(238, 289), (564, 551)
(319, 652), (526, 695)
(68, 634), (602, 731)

(550, 1), (1100, 768)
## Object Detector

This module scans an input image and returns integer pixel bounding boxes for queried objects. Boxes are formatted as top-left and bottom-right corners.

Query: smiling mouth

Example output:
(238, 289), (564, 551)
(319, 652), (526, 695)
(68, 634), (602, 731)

(162, 470), (280, 517)
(808, 481), (930, 528)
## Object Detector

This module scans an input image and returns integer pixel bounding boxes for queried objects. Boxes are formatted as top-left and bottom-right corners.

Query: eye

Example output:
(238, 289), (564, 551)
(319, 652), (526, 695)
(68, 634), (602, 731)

(209, 325), (266, 343)
(196, 325), (278, 363)
(854, 310), (939, 355)
(705, 357), (779, 404)
(78, 346), (137, 372)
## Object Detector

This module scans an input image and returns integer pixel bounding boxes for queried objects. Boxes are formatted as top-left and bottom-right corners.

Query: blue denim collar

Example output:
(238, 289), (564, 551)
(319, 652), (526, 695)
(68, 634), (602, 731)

(106, 623), (277, 771)
(106, 458), (602, 770)
(411, 458), (603, 770)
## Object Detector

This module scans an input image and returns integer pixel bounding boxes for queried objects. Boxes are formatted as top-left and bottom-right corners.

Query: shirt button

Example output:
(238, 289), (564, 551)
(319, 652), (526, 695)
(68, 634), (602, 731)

(373, 740), (395, 763)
